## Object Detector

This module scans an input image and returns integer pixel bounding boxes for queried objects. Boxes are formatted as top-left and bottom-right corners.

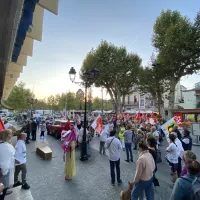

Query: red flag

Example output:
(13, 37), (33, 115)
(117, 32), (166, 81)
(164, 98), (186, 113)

(0, 118), (5, 131)
(174, 113), (183, 127)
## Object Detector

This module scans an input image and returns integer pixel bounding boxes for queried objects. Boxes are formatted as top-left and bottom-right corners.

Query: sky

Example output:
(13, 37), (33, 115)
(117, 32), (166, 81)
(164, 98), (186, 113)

(19, 0), (200, 99)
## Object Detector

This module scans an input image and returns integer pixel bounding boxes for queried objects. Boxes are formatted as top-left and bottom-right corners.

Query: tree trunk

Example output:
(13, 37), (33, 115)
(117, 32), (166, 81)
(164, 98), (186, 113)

(168, 78), (178, 119)
(121, 95), (126, 112)
(160, 101), (165, 119)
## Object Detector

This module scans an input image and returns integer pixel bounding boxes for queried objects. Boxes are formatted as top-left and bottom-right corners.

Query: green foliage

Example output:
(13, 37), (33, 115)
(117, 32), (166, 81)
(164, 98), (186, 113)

(76, 89), (84, 110)
(153, 9), (200, 79)
(81, 40), (142, 113)
(92, 97), (102, 110)
(5, 81), (34, 111)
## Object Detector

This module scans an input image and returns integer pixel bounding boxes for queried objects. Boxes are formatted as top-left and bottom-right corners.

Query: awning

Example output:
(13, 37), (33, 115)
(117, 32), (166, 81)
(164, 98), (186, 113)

(1, 0), (59, 101)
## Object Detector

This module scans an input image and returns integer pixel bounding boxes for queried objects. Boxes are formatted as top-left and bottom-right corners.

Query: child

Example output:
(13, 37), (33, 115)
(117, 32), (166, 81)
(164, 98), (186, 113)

(13, 133), (30, 190)
(40, 121), (46, 137)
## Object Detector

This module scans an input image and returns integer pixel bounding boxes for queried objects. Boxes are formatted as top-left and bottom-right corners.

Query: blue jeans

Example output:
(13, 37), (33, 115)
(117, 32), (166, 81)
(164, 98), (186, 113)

(131, 178), (154, 200)
(125, 142), (133, 161)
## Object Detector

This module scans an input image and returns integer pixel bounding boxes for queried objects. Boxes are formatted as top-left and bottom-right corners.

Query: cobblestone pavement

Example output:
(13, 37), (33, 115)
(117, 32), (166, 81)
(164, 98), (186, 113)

(24, 131), (176, 200)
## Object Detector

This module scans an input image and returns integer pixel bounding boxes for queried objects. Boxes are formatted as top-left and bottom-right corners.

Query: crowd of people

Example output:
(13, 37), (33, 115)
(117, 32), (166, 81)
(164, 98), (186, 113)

(0, 114), (200, 200)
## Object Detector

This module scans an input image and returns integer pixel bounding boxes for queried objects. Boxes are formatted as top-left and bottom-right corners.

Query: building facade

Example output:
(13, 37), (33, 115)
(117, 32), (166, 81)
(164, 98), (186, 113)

(124, 87), (156, 111)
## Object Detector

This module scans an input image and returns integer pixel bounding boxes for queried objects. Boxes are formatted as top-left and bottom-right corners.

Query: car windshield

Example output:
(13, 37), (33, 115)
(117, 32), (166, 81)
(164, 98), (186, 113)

(54, 121), (61, 125)
(61, 122), (66, 126)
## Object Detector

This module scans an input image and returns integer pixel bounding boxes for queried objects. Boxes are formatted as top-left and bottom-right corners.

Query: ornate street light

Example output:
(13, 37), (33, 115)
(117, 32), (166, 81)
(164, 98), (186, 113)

(69, 67), (76, 83)
(69, 66), (99, 161)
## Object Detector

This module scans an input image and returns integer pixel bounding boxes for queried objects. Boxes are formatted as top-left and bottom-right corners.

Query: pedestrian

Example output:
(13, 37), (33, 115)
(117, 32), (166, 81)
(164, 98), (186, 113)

(124, 125), (133, 163)
(133, 129), (143, 150)
(61, 126), (76, 180)
(105, 130), (122, 186)
(147, 136), (157, 172)
(170, 160), (200, 200)
(180, 150), (196, 177)
(0, 183), (4, 194)
(40, 121), (46, 137)
(31, 118), (37, 141)
(65, 118), (71, 131)
(152, 126), (160, 149)
(36, 117), (41, 130)
(99, 126), (109, 154)
(166, 134), (179, 183)
(0, 129), (15, 199)
(181, 128), (192, 151)
(13, 133), (30, 190)
(171, 132), (184, 177)
(118, 125), (125, 151)
(173, 126), (182, 140)
(129, 139), (155, 200)
(25, 120), (31, 144)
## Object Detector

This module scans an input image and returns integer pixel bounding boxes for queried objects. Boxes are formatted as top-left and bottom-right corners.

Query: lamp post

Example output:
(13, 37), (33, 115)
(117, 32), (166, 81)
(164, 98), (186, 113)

(69, 66), (99, 161)
(29, 98), (37, 118)
(101, 87), (104, 115)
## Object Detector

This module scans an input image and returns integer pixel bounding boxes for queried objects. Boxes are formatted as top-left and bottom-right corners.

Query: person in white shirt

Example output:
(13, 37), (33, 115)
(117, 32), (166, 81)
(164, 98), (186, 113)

(166, 134), (179, 183)
(171, 132), (184, 177)
(13, 133), (30, 190)
(105, 130), (122, 185)
(0, 129), (15, 198)
(4, 121), (12, 129)
(99, 126), (109, 154)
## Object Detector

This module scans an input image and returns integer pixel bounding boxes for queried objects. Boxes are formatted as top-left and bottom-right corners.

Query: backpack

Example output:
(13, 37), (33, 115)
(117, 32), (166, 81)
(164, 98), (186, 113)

(190, 176), (200, 200)
(181, 176), (200, 200)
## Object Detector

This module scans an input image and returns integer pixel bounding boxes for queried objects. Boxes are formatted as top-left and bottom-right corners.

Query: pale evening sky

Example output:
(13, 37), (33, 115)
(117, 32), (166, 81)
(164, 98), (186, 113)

(19, 0), (200, 99)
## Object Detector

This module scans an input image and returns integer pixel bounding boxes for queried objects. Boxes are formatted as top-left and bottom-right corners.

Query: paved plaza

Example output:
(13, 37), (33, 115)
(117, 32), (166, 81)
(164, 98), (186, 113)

(23, 132), (175, 200)
(6, 124), (200, 200)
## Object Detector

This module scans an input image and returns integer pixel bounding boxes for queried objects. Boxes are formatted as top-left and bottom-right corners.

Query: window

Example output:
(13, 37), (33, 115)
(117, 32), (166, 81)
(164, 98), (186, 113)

(134, 96), (137, 103)
(54, 121), (61, 125)
(140, 99), (144, 107)
(128, 96), (130, 104)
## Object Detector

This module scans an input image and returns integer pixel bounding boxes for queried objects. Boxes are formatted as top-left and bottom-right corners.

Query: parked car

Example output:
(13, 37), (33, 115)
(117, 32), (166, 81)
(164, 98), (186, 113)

(47, 120), (75, 139)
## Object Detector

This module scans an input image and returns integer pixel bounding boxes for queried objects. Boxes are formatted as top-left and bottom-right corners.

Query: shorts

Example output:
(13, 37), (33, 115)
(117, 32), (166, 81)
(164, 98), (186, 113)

(169, 162), (178, 173)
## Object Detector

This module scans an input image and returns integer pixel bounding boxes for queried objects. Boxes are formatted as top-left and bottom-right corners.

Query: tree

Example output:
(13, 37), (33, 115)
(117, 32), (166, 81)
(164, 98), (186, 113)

(92, 97), (102, 110)
(81, 41), (142, 114)
(76, 89), (84, 110)
(5, 81), (34, 111)
(137, 66), (169, 117)
(153, 10), (200, 117)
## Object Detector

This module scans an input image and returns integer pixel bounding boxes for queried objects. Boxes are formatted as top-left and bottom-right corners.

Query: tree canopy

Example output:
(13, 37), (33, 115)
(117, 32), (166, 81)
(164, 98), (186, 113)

(81, 40), (142, 113)
(5, 82), (34, 111)
(152, 9), (200, 116)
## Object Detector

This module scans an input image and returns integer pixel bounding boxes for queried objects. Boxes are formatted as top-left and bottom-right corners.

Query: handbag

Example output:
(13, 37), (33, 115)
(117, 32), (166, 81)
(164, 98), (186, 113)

(156, 150), (162, 163)
(153, 175), (160, 187)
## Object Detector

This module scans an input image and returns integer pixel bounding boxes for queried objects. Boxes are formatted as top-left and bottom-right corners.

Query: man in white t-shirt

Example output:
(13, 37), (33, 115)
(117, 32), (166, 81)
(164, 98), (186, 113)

(172, 132), (184, 177)
(13, 133), (30, 190)
(105, 130), (122, 185)
(99, 126), (109, 154)
(166, 134), (179, 183)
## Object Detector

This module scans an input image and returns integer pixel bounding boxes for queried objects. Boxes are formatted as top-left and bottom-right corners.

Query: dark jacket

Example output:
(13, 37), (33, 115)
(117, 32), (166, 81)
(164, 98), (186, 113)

(31, 121), (37, 131)
(181, 136), (192, 151)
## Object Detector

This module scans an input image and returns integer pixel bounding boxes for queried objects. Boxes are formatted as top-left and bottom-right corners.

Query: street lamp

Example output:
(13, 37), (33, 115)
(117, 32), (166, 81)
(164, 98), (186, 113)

(29, 98), (37, 118)
(69, 66), (99, 161)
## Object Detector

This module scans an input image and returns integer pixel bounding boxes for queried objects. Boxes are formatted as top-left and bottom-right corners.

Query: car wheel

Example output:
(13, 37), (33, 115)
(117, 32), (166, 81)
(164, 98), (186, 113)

(47, 128), (50, 135)
(55, 131), (60, 139)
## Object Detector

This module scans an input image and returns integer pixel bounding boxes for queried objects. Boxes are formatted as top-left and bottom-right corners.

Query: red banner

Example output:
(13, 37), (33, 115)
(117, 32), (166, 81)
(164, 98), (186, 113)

(174, 113), (183, 127)
(0, 118), (5, 131)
